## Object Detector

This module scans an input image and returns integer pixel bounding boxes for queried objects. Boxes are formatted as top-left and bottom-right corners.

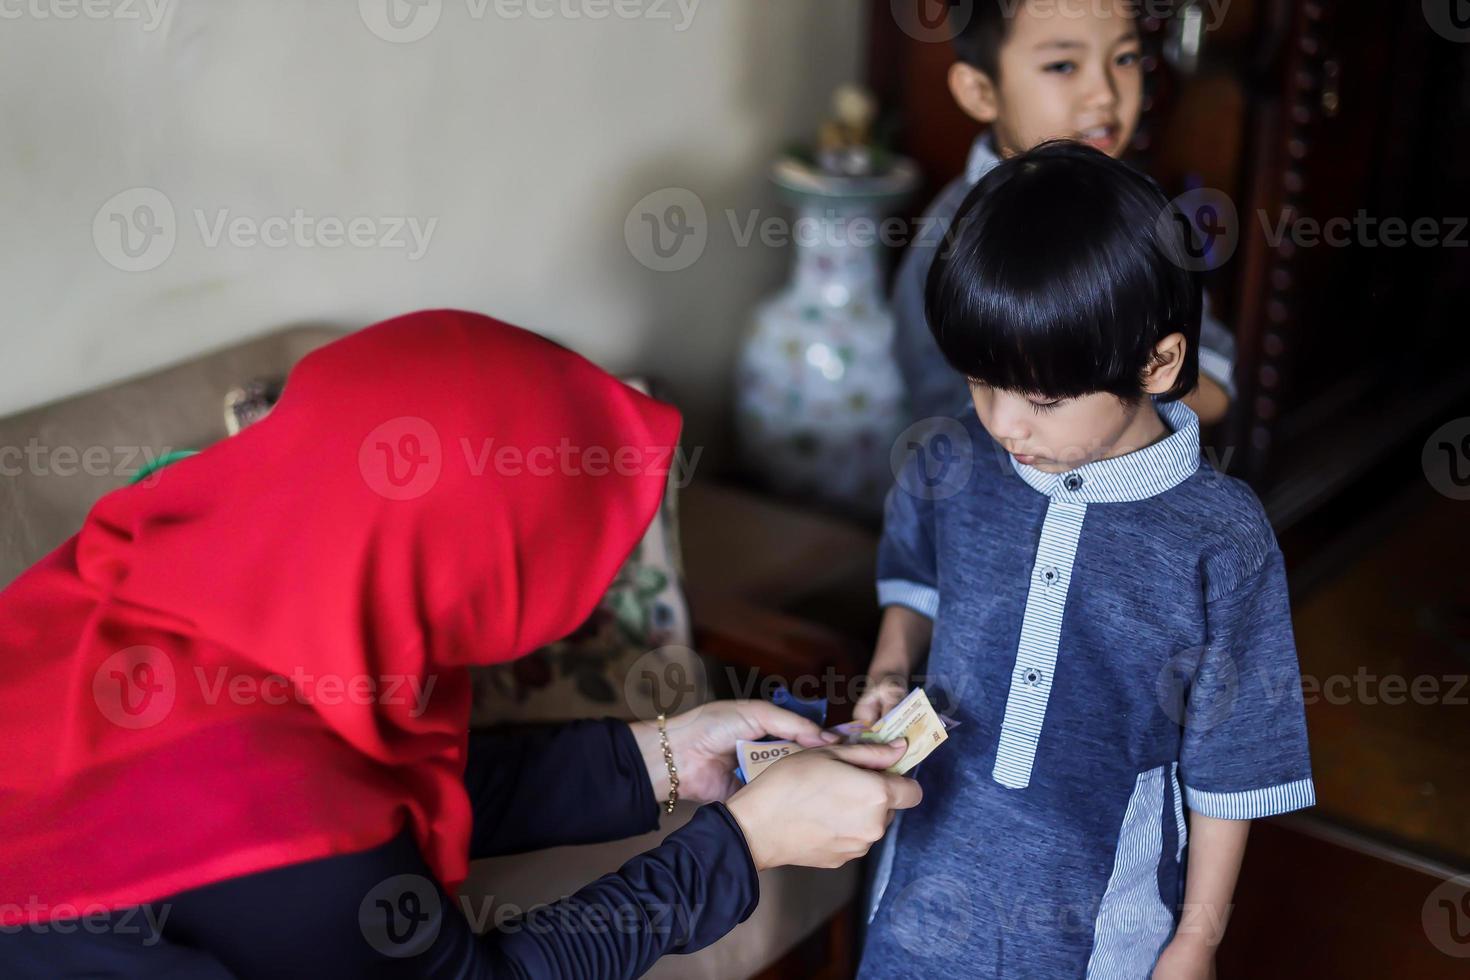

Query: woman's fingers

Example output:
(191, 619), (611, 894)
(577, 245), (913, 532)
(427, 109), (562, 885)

(880, 772), (923, 810)
(825, 739), (907, 770)
(738, 700), (835, 747)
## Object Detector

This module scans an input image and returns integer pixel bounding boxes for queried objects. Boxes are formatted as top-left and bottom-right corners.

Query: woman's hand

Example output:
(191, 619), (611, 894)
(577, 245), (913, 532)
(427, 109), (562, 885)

(629, 699), (839, 806)
(726, 740), (922, 870)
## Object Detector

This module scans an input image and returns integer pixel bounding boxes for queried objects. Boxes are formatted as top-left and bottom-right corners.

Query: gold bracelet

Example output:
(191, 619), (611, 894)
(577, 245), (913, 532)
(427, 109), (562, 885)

(656, 713), (679, 815)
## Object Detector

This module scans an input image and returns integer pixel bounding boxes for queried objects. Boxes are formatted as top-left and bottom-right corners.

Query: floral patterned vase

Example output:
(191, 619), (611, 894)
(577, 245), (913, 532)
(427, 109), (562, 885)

(735, 158), (918, 517)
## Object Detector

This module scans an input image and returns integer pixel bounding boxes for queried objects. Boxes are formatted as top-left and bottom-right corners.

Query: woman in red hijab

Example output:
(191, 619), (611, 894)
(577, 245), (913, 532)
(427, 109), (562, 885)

(0, 310), (920, 978)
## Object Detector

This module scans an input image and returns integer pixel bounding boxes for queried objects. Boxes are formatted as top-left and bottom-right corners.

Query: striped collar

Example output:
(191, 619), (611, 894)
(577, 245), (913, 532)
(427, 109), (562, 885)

(1007, 399), (1202, 504)
(965, 136), (1002, 185)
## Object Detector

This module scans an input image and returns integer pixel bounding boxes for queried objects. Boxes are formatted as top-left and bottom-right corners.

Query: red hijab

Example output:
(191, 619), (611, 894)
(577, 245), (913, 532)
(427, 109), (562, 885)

(0, 310), (681, 924)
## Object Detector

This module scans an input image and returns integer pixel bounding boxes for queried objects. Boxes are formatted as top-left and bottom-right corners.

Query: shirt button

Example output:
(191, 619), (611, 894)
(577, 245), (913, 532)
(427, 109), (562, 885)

(1038, 565), (1060, 587)
(1021, 667), (1046, 687)
(1063, 474), (1084, 492)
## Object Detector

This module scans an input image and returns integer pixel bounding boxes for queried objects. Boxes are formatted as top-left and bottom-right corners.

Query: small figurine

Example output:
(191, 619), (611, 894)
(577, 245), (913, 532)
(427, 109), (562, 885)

(817, 84), (880, 177)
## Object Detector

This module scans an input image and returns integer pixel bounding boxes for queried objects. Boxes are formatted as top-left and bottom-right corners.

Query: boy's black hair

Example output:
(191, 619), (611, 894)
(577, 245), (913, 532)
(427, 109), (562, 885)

(951, 1), (1144, 80)
(925, 140), (1201, 403)
(951, 1), (1013, 80)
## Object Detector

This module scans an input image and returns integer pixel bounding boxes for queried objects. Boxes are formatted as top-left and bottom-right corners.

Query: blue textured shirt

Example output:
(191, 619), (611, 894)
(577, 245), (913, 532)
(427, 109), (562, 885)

(892, 139), (1239, 425)
(858, 399), (1314, 980)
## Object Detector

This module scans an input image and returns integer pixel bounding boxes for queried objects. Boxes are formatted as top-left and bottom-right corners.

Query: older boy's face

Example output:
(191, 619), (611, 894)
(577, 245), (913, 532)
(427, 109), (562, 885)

(991, 0), (1143, 158)
(968, 383), (1145, 473)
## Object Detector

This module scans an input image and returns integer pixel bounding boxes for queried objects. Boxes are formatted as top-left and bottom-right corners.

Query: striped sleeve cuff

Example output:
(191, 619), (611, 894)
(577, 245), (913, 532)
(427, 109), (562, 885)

(1184, 777), (1316, 819)
(876, 579), (939, 618)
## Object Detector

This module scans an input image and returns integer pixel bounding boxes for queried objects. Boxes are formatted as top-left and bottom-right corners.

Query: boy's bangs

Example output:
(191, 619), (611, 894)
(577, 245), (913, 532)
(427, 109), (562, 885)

(938, 265), (1143, 401)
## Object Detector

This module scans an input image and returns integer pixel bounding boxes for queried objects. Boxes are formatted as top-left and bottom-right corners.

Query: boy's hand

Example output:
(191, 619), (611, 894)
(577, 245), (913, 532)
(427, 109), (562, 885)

(1151, 938), (1215, 980)
(854, 673), (908, 726)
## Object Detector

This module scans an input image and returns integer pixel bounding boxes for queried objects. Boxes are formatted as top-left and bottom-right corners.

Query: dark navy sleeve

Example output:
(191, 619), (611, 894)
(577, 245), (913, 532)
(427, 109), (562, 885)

(875, 450), (941, 621)
(485, 803), (760, 978)
(465, 718), (659, 858)
(1179, 549), (1316, 819)
(106, 804), (760, 979)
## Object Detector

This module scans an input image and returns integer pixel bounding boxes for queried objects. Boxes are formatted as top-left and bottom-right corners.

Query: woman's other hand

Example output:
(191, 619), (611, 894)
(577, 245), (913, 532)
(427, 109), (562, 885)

(630, 699), (839, 806)
(726, 741), (922, 870)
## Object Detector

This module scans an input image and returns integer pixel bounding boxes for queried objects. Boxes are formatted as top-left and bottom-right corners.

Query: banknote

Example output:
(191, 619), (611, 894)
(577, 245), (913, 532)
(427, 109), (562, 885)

(734, 688), (952, 781)
(854, 687), (949, 776)
(735, 738), (801, 783)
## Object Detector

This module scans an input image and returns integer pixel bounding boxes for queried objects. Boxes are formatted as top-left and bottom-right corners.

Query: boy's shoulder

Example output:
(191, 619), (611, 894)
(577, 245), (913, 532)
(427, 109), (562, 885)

(1166, 462), (1281, 602)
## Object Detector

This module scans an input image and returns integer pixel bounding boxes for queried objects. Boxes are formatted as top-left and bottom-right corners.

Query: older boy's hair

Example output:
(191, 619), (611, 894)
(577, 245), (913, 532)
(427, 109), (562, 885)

(926, 141), (1202, 403)
(951, 1), (1014, 80)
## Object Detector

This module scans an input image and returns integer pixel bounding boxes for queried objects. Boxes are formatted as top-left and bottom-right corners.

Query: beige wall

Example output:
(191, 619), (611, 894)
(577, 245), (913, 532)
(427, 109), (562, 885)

(0, 0), (865, 463)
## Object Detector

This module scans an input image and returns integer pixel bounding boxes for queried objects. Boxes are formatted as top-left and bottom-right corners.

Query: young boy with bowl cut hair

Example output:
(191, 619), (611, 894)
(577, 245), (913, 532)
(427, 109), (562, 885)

(893, 0), (1239, 427)
(856, 142), (1313, 979)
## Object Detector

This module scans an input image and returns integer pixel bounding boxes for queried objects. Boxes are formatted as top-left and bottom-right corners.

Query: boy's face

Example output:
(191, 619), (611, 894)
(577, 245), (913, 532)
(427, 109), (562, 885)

(956, 0), (1144, 159)
(969, 384), (1144, 472)
(966, 331), (1187, 472)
